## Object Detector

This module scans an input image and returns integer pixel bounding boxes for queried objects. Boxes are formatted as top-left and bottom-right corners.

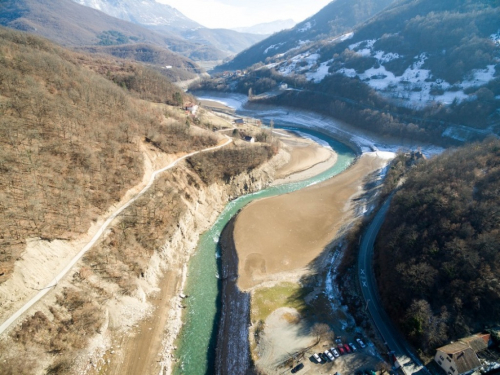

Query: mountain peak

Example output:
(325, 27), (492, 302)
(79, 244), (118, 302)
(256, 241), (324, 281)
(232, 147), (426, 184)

(72, 0), (201, 28)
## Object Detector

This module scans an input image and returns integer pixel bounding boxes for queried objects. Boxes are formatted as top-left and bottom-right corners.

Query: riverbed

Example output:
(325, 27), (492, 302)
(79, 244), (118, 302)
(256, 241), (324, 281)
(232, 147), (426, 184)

(173, 125), (356, 374)
(173, 91), (443, 374)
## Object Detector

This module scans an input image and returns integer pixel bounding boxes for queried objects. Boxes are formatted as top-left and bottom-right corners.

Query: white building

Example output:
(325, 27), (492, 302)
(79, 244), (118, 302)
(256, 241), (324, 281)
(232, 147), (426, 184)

(434, 333), (491, 375)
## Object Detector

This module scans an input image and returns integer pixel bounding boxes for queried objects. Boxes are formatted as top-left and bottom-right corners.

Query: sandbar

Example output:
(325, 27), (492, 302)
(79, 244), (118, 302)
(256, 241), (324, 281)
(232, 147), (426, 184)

(234, 152), (391, 290)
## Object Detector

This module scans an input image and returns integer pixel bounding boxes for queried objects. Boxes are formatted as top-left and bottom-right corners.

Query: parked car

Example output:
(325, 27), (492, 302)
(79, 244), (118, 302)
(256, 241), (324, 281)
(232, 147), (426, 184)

(349, 343), (357, 351)
(291, 363), (304, 373)
(325, 350), (335, 361)
(343, 344), (351, 353)
(313, 353), (322, 363)
(356, 338), (366, 348)
(337, 346), (345, 355)
(330, 347), (340, 357)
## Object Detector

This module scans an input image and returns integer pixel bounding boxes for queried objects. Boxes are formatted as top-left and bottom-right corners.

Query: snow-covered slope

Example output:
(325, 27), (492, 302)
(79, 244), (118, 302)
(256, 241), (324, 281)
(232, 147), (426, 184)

(73, 0), (201, 29)
(217, 0), (396, 71)
(200, 0), (499, 144)
(253, 0), (500, 109)
(271, 35), (498, 109)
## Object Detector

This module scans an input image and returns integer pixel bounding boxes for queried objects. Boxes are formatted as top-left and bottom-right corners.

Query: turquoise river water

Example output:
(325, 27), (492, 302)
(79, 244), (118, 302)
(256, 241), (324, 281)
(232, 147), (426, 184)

(173, 126), (356, 374)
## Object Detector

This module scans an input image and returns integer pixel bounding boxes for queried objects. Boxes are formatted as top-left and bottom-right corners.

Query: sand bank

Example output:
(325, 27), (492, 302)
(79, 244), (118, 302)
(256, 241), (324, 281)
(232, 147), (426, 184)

(234, 152), (391, 290)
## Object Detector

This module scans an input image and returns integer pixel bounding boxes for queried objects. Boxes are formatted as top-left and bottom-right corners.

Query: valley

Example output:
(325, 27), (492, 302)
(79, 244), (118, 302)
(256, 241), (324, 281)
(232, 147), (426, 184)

(0, 0), (499, 374)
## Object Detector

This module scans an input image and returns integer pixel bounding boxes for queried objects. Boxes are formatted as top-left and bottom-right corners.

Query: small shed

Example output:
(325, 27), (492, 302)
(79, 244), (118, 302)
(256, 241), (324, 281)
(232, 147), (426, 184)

(243, 135), (255, 143)
(234, 118), (245, 125)
(185, 104), (199, 115)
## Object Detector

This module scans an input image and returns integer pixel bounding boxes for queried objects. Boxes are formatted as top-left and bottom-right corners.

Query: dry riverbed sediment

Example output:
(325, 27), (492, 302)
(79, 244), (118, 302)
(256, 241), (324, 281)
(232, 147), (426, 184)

(84, 129), (333, 375)
(229, 151), (394, 374)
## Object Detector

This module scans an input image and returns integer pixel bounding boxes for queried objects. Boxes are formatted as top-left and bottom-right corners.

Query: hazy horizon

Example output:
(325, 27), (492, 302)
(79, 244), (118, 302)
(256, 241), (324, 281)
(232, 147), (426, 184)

(156, 0), (332, 29)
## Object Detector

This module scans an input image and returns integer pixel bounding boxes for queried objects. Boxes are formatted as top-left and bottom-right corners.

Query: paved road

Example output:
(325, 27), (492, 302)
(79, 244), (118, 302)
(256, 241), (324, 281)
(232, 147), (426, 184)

(0, 138), (232, 337)
(357, 197), (428, 374)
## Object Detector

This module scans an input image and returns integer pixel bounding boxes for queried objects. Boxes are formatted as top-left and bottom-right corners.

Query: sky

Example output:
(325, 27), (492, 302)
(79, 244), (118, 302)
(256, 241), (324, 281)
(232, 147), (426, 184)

(156, 0), (332, 29)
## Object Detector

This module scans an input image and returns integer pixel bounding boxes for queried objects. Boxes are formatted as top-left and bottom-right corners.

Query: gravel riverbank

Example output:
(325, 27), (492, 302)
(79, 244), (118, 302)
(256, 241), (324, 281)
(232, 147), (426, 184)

(215, 217), (253, 375)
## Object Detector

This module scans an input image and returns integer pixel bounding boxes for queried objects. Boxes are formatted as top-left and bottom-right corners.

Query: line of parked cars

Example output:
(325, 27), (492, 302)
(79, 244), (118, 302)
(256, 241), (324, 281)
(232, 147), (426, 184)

(312, 337), (367, 364)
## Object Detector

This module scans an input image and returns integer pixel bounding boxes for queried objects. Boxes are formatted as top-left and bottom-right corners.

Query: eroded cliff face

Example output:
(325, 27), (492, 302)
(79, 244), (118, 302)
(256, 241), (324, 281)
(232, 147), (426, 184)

(88, 150), (289, 375)
(0, 145), (287, 375)
(156, 154), (286, 374)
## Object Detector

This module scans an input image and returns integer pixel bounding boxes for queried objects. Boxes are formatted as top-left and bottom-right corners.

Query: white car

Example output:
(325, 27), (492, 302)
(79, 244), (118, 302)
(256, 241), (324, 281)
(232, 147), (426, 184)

(356, 338), (366, 348)
(325, 350), (335, 361)
(330, 347), (340, 358)
(313, 353), (322, 363)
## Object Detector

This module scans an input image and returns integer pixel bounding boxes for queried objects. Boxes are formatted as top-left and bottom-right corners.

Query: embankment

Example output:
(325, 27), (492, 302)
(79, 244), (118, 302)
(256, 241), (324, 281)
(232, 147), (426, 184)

(215, 217), (253, 375)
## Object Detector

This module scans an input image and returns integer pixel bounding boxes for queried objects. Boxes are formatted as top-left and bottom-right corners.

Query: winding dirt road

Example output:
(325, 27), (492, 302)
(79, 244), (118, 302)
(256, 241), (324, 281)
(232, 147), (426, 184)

(0, 138), (232, 337)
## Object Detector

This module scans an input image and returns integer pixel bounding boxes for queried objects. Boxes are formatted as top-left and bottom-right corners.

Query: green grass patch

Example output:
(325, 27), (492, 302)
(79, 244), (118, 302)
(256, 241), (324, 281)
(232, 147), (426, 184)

(251, 282), (307, 323)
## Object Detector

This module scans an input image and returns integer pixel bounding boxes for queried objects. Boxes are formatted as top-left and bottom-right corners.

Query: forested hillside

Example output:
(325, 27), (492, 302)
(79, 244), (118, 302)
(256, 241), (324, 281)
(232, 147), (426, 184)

(0, 27), (203, 284)
(0, 0), (219, 68)
(202, 0), (500, 145)
(72, 0), (266, 57)
(375, 138), (500, 354)
(217, 0), (396, 71)
(0, 28), (279, 374)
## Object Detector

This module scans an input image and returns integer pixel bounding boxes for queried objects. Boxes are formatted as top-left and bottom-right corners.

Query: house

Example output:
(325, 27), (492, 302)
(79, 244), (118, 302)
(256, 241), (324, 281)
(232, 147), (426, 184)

(243, 135), (255, 143)
(279, 83), (288, 90)
(185, 103), (199, 115)
(435, 333), (491, 375)
(234, 118), (245, 125)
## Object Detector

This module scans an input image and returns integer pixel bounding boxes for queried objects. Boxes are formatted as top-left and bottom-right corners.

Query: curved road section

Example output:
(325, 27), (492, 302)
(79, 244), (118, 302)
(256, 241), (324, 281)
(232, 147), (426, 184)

(0, 138), (232, 337)
(358, 197), (428, 375)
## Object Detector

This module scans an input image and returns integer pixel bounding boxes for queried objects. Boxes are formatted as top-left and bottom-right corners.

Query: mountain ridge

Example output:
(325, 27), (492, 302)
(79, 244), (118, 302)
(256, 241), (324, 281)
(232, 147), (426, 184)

(216, 0), (397, 71)
(71, 0), (267, 57)
(0, 0), (226, 63)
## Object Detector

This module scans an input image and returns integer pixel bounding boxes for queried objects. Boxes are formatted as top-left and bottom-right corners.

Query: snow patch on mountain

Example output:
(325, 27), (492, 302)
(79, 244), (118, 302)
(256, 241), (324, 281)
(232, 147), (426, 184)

(276, 52), (320, 76)
(374, 51), (400, 63)
(298, 21), (313, 33)
(491, 30), (500, 45)
(330, 32), (354, 44)
(349, 39), (376, 50)
(264, 43), (285, 55)
(306, 59), (333, 83)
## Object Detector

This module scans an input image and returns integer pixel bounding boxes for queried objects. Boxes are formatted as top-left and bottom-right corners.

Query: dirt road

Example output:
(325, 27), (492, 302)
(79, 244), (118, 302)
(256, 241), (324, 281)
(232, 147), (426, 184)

(0, 138), (232, 338)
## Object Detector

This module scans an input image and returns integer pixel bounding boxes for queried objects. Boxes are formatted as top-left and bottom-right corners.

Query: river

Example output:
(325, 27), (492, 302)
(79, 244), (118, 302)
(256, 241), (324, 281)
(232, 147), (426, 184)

(173, 92), (359, 374)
